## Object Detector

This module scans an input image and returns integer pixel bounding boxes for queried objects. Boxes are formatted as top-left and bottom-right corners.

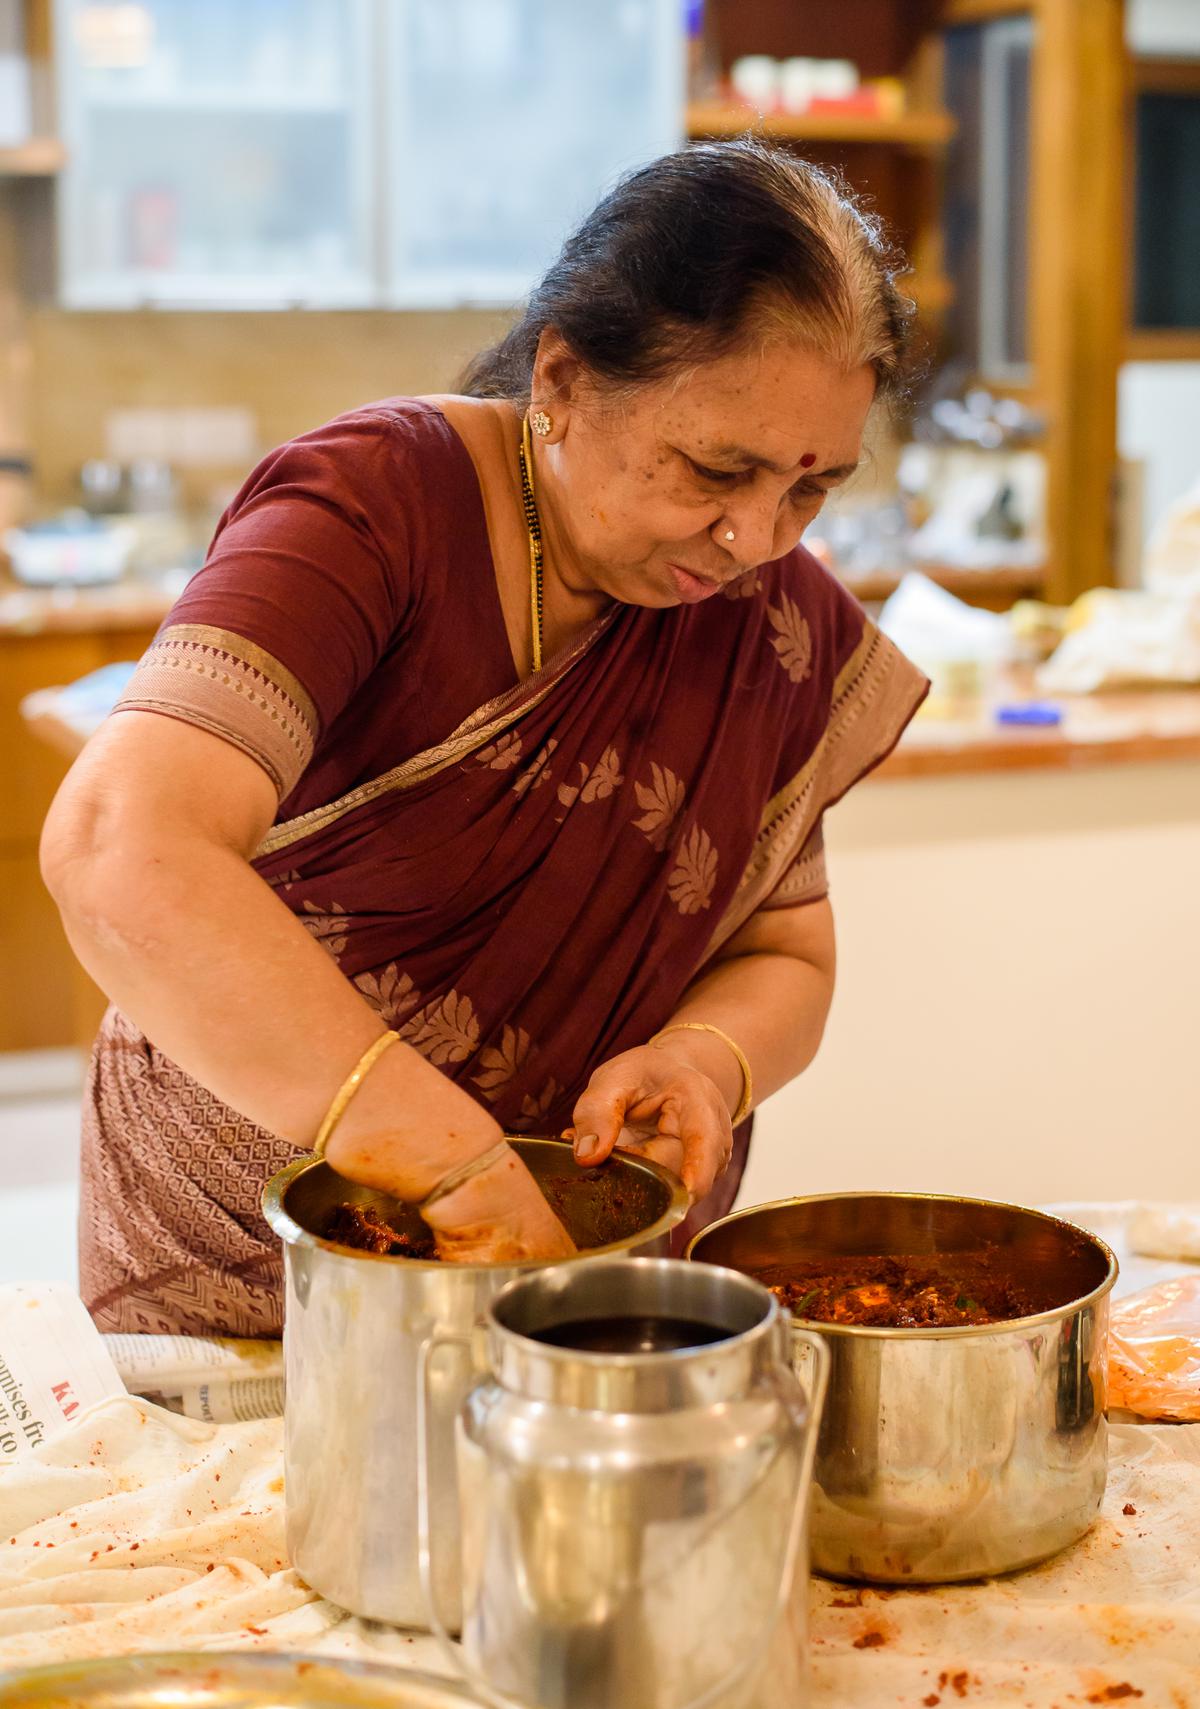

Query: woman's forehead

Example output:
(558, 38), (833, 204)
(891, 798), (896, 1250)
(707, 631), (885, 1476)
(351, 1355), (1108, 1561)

(647, 348), (876, 467)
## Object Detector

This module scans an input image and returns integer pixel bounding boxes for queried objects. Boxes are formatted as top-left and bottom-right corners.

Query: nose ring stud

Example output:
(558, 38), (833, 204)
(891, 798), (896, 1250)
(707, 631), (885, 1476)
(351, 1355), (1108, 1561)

(724, 529), (735, 542)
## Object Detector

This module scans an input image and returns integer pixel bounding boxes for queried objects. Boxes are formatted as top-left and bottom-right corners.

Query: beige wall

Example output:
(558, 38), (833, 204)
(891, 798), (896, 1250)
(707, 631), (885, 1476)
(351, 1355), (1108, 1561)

(744, 760), (1200, 1212)
(26, 306), (513, 507)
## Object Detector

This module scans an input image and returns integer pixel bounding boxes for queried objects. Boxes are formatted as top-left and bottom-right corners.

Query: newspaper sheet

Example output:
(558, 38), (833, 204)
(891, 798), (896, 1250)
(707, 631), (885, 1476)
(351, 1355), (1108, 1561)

(102, 1330), (284, 1422)
(0, 1281), (283, 1436)
(0, 1280), (125, 1459)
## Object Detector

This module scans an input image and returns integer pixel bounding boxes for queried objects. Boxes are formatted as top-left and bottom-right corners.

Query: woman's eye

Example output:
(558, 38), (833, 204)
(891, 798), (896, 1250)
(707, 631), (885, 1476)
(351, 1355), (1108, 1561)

(686, 456), (739, 486)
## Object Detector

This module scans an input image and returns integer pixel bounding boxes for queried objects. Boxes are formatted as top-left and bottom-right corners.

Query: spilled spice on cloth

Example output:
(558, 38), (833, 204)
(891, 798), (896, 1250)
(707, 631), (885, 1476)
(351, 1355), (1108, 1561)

(852, 1630), (887, 1649)
(1122, 1503), (1138, 1516)
(1086, 1689), (1144, 1704)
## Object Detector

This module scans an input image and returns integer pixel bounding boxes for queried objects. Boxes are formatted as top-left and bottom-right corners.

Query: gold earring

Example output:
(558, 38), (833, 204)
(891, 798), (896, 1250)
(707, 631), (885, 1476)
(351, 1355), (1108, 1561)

(530, 409), (552, 437)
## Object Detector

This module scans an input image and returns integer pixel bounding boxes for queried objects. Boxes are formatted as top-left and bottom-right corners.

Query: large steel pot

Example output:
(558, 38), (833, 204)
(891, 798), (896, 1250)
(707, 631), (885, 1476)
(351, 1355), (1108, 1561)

(263, 1140), (688, 1628)
(0, 1652), (484, 1707)
(687, 1192), (1117, 1583)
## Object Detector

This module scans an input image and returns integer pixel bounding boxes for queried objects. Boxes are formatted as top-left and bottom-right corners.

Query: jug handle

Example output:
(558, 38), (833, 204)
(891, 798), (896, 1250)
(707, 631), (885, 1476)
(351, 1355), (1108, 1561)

(674, 1325), (831, 1709)
(417, 1330), (528, 1709)
(417, 1324), (831, 1709)
(788, 1323), (831, 1504)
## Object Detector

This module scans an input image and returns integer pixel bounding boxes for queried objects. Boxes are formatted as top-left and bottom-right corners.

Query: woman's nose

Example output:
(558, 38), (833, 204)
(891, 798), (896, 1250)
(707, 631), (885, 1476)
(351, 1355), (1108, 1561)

(714, 493), (784, 568)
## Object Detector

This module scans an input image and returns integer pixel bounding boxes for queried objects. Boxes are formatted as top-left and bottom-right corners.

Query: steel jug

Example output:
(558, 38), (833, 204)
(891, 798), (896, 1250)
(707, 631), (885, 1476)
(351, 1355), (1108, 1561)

(418, 1258), (829, 1709)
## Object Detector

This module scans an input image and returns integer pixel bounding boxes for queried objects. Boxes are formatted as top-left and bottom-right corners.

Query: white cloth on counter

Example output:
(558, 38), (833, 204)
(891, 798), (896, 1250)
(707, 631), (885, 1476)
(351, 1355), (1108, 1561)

(3, 1201), (1199, 1707)
(1034, 477), (1200, 693)
(1144, 478), (1200, 596)
(1128, 1203), (1200, 1264)
(0, 1394), (447, 1677)
(1035, 584), (1200, 692)
(1, 1395), (1198, 1706)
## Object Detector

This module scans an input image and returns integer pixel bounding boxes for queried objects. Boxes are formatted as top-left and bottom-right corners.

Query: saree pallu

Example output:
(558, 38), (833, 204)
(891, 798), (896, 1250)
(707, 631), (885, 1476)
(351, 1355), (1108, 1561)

(80, 552), (925, 1336)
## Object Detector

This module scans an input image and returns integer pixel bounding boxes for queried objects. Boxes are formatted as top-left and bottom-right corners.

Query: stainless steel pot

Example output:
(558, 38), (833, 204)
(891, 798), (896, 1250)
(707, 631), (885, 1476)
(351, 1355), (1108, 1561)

(419, 1258), (829, 1709)
(687, 1192), (1118, 1583)
(262, 1140), (688, 1629)
(0, 1652), (483, 1708)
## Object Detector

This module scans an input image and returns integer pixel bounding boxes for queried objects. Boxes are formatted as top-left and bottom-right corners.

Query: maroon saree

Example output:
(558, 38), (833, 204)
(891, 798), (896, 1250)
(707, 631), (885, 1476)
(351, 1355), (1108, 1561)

(79, 400), (926, 1336)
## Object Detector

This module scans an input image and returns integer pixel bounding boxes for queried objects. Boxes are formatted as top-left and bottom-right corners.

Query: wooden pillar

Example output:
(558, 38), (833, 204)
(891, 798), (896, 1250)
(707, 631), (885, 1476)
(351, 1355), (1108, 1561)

(1029, 0), (1127, 603)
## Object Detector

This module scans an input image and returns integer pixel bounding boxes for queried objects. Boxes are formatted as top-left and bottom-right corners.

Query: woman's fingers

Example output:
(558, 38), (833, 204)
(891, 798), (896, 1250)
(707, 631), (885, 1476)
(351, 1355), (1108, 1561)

(568, 1048), (733, 1201)
(568, 1063), (637, 1165)
(607, 1127), (686, 1183)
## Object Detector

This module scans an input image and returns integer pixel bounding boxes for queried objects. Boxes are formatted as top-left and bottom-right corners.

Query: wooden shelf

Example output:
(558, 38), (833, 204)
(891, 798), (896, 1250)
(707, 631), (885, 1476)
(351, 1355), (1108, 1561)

(837, 562), (1045, 610)
(0, 139), (67, 177)
(686, 102), (956, 151)
(1124, 329), (1200, 363)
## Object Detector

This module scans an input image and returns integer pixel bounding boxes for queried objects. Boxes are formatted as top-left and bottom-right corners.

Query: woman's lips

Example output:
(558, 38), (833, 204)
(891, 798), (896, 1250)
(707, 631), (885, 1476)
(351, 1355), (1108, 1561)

(667, 563), (723, 604)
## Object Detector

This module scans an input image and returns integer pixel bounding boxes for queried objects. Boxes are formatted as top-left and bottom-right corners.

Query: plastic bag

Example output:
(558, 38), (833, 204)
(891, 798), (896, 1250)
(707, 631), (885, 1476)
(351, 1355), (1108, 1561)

(1108, 1274), (1200, 1421)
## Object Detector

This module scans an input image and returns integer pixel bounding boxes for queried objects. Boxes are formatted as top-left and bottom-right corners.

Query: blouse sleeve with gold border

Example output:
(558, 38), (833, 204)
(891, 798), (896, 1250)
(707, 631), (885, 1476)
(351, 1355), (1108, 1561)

(112, 411), (414, 800)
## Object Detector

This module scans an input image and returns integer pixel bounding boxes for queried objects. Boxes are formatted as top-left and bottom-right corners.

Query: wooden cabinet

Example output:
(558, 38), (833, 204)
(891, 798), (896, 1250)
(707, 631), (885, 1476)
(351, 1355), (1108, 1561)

(692, 0), (1129, 605)
(691, 2), (956, 343)
(0, 621), (159, 1051)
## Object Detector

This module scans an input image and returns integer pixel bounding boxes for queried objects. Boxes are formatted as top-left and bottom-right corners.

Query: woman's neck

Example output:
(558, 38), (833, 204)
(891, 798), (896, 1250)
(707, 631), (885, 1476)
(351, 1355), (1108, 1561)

(424, 394), (609, 676)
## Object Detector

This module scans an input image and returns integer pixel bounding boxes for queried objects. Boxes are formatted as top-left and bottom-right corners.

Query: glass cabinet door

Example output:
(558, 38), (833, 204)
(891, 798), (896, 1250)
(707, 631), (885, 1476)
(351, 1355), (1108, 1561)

(383, 0), (683, 307)
(55, 0), (377, 307)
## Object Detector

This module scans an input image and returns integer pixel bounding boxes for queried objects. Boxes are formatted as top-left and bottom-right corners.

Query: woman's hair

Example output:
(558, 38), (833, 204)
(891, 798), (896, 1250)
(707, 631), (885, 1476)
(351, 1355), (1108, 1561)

(460, 138), (914, 407)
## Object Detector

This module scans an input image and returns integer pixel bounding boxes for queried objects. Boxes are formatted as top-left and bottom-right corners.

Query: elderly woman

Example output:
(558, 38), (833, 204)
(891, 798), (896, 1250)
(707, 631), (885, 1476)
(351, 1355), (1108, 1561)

(43, 141), (926, 1337)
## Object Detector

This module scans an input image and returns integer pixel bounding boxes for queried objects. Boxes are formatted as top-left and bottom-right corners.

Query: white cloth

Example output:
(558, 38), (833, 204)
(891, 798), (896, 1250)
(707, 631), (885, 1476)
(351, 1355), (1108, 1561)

(0, 1394), (447, 1676)
(1129, 1203), (1200, 1265)
(0, 1396), (1197, 1706)
(3, 1200), (1199, 1707)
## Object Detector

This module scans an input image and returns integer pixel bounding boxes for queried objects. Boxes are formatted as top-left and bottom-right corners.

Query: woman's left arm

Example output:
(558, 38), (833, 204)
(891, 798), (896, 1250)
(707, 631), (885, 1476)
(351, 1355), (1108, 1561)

(568, 899), (836, 1198)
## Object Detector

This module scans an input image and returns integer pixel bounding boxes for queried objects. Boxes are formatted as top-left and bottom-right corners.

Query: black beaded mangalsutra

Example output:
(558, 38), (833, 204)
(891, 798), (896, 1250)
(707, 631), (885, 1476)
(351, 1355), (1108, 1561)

(518, 413), (545, 673)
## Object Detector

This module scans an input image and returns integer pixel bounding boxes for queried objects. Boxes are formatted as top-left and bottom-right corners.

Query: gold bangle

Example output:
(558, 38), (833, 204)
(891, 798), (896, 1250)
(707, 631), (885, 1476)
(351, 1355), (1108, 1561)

(650, 1021), (754, 1126)
(312, 1031), (401, 1159)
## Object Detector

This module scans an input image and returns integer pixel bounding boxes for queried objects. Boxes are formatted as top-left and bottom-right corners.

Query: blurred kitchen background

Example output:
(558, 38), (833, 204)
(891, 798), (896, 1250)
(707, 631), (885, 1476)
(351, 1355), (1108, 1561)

(2, 0), (1198, 1284)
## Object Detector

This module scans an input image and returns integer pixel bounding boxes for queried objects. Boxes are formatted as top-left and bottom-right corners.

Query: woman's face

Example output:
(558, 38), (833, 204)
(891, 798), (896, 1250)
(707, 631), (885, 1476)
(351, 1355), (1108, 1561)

(533, 334), (878, 608)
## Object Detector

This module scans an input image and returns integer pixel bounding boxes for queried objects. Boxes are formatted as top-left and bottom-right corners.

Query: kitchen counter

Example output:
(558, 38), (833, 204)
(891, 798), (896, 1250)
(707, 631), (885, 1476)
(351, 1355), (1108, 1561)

(879, 670), (1200, 780)
(0, 574), (181, 636)
(7, 578), (1200, 783)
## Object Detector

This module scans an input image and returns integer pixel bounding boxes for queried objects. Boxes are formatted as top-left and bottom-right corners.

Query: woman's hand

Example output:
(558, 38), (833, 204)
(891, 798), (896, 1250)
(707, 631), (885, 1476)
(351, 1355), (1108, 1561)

(565, 1042), (735, 1201)
(420, 1146), (577, 1265)
(325, 1103), (575, 1266)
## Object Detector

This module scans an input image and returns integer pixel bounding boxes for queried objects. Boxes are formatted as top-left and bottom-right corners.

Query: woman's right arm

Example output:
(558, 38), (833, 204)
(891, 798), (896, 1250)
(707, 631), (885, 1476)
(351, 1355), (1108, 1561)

(41, 707), (573, 1259)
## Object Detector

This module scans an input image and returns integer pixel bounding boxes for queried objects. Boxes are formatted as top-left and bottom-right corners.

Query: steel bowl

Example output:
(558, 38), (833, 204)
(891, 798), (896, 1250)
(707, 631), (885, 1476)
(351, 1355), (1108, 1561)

(687, 1191), (1117, 1583)
(262, 1138), (688, 1629)
(0, 1651), (483, 1707)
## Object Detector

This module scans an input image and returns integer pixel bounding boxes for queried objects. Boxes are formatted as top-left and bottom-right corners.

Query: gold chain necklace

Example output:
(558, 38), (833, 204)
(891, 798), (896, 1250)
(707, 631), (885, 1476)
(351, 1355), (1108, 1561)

(518, 412), (545, 673)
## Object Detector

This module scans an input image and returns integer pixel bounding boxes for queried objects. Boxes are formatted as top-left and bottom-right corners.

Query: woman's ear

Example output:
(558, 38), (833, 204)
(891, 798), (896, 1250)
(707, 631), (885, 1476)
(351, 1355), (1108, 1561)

(530, 329), (583, 440)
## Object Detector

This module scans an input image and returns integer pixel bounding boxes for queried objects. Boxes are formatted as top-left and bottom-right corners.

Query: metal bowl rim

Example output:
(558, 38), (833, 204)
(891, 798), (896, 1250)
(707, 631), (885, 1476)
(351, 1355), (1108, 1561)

(685, 1189), (1118, 1339)
(484, 1254), (782, 1365)
(262, 1137), (690, 1271)
(0, 1648), (485, 1705)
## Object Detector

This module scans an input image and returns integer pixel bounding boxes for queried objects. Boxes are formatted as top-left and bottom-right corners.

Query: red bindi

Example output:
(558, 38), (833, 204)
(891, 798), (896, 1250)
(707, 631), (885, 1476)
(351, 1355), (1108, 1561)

(800, 453), (816, 469)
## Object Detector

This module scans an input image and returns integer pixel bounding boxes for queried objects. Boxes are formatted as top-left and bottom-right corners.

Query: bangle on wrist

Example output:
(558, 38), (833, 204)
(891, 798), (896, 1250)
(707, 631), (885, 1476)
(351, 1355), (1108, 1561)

(418, 1139), (512, 1216)
(650, 1021), (753, 1126)
(312, 1030), (401, 1158)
